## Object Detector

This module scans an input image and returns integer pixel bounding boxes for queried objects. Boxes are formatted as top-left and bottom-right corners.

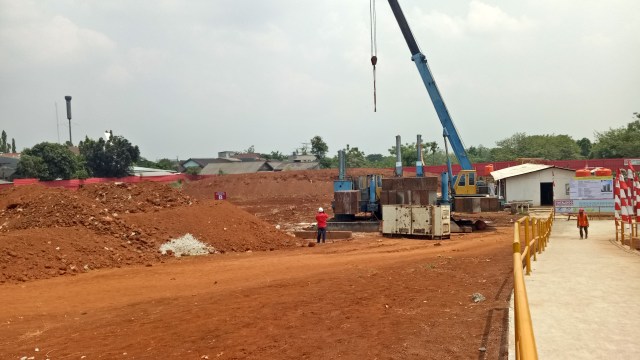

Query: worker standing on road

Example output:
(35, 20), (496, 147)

(316, 207), (329, 244)
(577, 208), (589, 239)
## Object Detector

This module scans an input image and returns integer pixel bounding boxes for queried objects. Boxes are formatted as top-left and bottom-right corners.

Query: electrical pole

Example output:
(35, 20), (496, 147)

(65, 95), (73, 145)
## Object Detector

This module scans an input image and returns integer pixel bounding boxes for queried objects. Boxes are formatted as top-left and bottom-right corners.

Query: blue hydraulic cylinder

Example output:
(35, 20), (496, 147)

(440, 172), (450, 205)
(368, 177), (377, 211)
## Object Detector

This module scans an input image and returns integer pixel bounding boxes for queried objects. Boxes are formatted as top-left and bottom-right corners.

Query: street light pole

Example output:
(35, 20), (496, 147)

(65, 95), (73, 145)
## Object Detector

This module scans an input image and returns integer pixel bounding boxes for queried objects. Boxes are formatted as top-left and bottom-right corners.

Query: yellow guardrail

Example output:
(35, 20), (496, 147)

(615, 219), (639, 250)
(512, 210), (554, 360)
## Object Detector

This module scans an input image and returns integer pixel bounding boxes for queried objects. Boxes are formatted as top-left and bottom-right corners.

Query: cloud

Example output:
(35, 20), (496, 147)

(0, 0), (115, 69)
(467, 1), (532, 33)
(412, 1), (532, 38)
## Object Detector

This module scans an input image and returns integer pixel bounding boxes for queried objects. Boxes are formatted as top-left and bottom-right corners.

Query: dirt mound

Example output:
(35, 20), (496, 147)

(77, 181), (195, 213)
(0, 183), (298, 283)
(122, 201), (298, 253)
(0, 227), (162, 283)
(183, 168), (396, 201)
(183, 168), (399, 226)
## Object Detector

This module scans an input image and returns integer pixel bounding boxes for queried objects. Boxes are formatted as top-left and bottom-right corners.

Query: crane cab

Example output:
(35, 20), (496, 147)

(453, 169), (477, 196)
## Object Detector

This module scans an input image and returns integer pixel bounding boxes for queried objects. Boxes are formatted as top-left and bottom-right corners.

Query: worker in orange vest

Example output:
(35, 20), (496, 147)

(577, 208), (589, 239)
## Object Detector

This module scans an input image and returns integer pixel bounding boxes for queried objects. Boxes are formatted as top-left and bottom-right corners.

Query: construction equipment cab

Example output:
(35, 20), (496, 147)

(453, 170), (477, 196)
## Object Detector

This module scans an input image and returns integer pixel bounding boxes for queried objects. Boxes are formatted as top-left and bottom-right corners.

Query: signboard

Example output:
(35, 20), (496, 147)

(569, 177), (613, 200)
(625, 159), (640, 167)
(554, 199), (615, 214)
(214, 191), (227, 200)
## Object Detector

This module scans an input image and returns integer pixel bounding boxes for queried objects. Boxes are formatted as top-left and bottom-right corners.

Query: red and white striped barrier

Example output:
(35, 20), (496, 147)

(634, 172), (640, 222)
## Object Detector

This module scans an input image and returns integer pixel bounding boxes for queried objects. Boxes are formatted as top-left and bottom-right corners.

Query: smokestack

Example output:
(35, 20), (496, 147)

(416, 134), (423, 177)
(65, 95), (73, 145)
(338, 150), (346, 180)
(395, 135), (403, 177)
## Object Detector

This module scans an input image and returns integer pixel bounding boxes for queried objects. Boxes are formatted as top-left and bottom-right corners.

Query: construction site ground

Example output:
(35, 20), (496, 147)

(1, 169), (522, 359)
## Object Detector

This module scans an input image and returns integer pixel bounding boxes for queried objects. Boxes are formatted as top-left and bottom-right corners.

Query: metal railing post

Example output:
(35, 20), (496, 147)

(532, 218), (538, 260)
(524, 217), (531, 275)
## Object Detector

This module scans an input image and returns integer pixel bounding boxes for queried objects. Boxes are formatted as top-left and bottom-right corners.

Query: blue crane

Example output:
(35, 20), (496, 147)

(387, 0), (478, 197)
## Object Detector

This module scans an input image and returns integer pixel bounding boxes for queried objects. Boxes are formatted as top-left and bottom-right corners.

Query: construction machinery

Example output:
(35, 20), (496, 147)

(387, 0), (480, 200)
(332, 149), (383, 221)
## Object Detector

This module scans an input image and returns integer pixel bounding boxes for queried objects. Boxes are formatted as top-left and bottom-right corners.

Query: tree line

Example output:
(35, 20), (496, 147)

(0, 130), (16, 153)
(12, 112), (639, 179)
(295, 113), (640, 169)
(15, 135), (142, 180)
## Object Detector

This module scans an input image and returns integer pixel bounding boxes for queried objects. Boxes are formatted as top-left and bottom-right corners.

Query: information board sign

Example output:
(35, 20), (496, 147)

(569, 177), (613, 200)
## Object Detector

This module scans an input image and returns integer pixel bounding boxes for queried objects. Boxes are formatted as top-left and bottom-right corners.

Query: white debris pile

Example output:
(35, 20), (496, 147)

(159, 233), (215, 257)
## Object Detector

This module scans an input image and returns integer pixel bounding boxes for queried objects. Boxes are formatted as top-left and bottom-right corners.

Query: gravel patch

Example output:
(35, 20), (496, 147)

(159, 234), (215, 257)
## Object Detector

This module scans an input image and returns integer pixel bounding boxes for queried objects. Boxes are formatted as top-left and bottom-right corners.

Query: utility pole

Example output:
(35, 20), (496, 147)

(65, 95), (73, 145)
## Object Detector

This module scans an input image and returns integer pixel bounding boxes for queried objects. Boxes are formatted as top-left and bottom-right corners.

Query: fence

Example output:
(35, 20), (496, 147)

(512, 210), (554, 360)
(615, 219), (640, 250)
(0, 174), (215, 191)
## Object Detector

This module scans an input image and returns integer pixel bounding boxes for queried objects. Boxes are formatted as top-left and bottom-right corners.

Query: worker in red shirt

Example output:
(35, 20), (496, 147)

(316, 207), (329, 244)
(577, 208), (589, 239)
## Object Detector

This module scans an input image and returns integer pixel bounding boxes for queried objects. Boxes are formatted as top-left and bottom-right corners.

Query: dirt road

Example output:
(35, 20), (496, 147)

(1, 171), (518, 359)
(1, 229), (512, 360)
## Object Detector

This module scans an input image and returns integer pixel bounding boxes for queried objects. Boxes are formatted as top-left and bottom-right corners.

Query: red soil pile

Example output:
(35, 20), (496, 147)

(0, 182), (296, 283)
(183, 168), (398, 224)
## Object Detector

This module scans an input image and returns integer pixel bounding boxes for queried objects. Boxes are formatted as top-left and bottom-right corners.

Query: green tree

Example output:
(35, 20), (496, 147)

(15, 142), (79, 180)
(14, 154), (47, 179)
(365, 154), (384, 163)
(575, 138), (592, 158)
(136, 157), (160, 169)
(262, 151), (287, 161)
(79, 135), (141, 177)
(591, 114), (640, 158)
(11, 138), (16, 153)
(186, 167), (201, 175)
(157, 158), (176, 170)
(0, 130), (7, 153)
(491, 132), (527, 161)
(310, 136), (330, 168)
(520, 135), (581, 160)
(345, 145), (366, 168)
(310, 135), (329, 160)
(425, 142), (439, 165)
(466, 145), (493, 163)
(490, 133), (580, 160)
(388, 142), (419, 166)
(74, 155), (90, 179)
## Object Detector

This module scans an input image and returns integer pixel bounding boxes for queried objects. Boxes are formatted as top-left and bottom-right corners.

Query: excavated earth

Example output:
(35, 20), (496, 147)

(0, 169), (522, 359)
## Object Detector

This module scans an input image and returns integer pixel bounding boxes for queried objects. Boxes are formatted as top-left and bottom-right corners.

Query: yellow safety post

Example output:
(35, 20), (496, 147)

(540, 219), (551, 250)
(513, 226), (521, 360)
(524, 218), (532, 275)
(512, 222), (538, 359)
(532, 218), (538, 261)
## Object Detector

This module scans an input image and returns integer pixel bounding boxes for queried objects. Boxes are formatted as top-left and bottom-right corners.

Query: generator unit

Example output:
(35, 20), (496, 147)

(381, 204), (451, 239)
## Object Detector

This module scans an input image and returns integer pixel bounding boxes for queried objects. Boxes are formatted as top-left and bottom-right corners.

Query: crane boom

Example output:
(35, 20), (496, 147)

(387, 0), (472, 170)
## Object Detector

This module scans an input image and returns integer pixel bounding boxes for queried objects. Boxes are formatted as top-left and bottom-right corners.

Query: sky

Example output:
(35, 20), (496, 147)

(1, 0), (639, 161)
